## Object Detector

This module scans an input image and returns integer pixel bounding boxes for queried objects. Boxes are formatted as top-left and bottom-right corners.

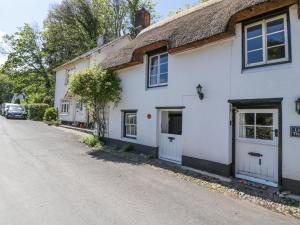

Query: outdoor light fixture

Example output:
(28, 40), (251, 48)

(196, 84), (204, 100)
(296, 98), (300, 115)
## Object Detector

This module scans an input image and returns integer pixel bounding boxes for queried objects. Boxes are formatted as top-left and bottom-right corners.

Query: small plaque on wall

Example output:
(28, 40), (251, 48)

(290, 126), (300, 137)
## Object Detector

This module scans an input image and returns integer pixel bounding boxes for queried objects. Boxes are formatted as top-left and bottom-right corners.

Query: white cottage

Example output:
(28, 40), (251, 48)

(97, 0), (300, 194)
(54, 36), (131, 127)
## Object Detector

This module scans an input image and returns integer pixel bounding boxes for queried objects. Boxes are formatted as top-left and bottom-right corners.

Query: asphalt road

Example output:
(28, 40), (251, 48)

(0, 116), (299, 225)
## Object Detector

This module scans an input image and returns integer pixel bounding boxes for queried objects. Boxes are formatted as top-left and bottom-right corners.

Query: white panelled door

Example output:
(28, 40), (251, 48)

(74, 101), (84, 122)
(159, 110), (183, 163)
(235, 109), (279, 187)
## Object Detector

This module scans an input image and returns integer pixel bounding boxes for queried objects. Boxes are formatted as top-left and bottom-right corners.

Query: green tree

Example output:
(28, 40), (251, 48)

(43, 0), (102, 68)
(0, 73), (13, 104)
(44, 0), (156, 68)
(2, 24), (53, 90)
(69, 67), (122, 138)
(1, 24), (55, 101)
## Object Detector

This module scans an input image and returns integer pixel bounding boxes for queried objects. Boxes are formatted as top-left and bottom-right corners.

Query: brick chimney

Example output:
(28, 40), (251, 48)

(134, 8), (151, 34)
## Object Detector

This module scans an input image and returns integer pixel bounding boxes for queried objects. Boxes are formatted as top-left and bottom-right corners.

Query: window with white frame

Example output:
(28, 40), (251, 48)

(65, 68), (76, 85)
(124, 111), (137, 138)
(148, 53), (168, 87)
(61, 101), (70, 114)
(239, 113), (273, 141)
(244, 14), (289, 68)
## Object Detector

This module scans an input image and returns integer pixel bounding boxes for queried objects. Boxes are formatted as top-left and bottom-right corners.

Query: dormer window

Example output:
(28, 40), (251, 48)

(148, 53), (168, 88)
(243, 12), (290, 68)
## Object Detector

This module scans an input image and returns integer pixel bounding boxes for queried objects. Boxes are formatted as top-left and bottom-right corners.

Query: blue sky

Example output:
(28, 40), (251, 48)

(0, 0), (200, 64)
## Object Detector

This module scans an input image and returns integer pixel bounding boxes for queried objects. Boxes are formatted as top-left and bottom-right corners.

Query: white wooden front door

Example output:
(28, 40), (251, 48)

(74, 101), (85, 123)
(159, 110), (183, 163)
(235, 109), (279, 187)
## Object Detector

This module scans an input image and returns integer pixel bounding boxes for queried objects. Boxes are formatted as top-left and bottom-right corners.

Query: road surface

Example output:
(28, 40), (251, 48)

(0, 116), (298, 225)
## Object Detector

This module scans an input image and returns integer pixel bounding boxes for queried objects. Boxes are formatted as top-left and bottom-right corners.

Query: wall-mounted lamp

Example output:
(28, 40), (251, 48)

(196, 84), (204, 100)
(296, 98), (300, 115)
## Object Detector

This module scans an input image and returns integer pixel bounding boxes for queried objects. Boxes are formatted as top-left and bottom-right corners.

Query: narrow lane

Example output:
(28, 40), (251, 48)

(0, 117), (298, 225)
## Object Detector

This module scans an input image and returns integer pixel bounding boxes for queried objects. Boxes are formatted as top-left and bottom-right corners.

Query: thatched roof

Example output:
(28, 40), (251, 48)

(101, 0), (296, 70)
(54, 35), (131, 72)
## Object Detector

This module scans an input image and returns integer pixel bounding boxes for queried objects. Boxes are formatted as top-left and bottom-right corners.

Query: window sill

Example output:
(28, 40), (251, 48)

(123, 136), (137, 140)
(59, 113), (70, 116)
(147, 84), (168, 90)
(122, 137), (138, 143)
(242, 59), (291, 71)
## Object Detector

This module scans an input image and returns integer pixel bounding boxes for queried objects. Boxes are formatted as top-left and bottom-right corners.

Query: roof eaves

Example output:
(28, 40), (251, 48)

(103, 0), (298, 71)
(53, 35), (132, 72)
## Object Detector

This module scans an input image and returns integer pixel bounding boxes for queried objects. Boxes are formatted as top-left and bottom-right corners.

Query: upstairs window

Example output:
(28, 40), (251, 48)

(148, 53), (168, 87)
(65, 71), (70, 85)
(65, 68), (76, 85)
(244, 13), (290, 68)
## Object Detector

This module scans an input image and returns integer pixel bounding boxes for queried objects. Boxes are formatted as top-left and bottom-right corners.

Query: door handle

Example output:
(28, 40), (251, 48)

(248, 152), (263, 157)
(168, 137), (175, 142)
(272, 129), (279, 137)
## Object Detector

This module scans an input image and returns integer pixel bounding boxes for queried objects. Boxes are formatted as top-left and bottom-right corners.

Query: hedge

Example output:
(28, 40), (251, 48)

(25, 103), (50, 121)
(43, 107), (58, 122)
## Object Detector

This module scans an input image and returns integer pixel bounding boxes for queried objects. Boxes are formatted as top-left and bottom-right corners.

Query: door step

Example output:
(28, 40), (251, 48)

(237, 179), (268, 190)
(235, 178), (279, 196)
(236, 174), (278, 188)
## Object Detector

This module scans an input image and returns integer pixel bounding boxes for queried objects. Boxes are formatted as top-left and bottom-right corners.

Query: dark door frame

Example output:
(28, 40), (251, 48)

(228, 98), (283, 187)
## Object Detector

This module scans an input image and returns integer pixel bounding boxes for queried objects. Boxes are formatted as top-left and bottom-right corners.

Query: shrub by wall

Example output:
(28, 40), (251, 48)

(83, 135), (99, 147)
(43, 107), (58, 122)
(26, 103), (49, 121)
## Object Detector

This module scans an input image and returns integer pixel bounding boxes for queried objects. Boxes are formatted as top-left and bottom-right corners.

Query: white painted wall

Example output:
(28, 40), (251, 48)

(11, 93), (26, 104)
(55, 59), (89, 123)
(55, 36), (131, 124)
(230, 5), (300, 181)
(109, 39), (233, 165)
(108, 5), (300, 181)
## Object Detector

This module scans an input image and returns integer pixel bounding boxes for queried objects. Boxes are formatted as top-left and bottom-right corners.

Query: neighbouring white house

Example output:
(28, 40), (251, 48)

(11, 93), (26, 104)
(91, 0), (300, 195)
(54, 35), (131, 127)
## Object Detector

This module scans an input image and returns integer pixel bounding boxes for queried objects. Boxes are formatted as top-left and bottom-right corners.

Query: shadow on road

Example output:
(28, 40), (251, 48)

(87, 148), (300, 217)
